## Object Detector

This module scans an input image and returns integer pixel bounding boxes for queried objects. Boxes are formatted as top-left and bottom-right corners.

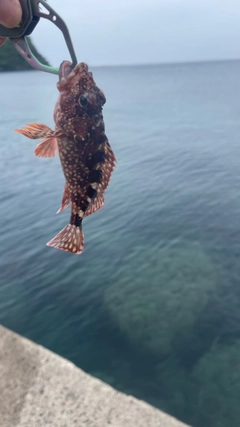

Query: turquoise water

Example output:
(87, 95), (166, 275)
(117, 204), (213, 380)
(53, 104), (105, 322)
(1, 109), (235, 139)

(1, 61), (240, 426)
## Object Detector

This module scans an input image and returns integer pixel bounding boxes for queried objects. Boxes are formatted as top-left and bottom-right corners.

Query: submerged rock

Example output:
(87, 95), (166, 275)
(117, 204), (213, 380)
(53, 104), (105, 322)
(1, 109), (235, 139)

(104, 243), (218, 357)
(189, 340), (240, 427)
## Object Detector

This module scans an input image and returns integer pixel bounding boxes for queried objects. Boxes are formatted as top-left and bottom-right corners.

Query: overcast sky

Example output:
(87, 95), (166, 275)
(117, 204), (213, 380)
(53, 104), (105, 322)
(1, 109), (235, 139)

(31, 0), (240, 67)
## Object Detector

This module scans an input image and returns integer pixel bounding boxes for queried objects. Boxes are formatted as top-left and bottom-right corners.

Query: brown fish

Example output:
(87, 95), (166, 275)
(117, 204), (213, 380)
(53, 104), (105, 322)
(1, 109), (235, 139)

(16, 61), (116, 254)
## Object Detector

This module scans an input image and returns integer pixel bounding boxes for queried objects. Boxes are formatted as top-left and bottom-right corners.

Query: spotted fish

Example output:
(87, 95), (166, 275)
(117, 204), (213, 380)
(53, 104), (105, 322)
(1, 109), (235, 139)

(16, 61), (116, 254)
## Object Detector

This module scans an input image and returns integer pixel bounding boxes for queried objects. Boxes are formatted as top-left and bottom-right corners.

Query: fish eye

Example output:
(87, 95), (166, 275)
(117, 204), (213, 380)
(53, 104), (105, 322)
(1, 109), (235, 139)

(79, 95), (88, 107)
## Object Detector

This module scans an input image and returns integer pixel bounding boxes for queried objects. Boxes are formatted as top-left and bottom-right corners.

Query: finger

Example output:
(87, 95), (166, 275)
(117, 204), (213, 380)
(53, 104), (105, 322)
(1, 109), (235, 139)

(0, 0), (22, 28)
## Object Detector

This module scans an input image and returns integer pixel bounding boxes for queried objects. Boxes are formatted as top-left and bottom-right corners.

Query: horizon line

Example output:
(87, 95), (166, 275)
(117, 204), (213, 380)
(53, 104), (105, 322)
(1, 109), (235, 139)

(4, 57), (240, 74)
(89, 57), (240, 68)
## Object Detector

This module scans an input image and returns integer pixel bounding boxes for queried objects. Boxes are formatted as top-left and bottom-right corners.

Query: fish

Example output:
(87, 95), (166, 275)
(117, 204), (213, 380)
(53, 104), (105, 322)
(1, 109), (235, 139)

(15, 61), (116, 254)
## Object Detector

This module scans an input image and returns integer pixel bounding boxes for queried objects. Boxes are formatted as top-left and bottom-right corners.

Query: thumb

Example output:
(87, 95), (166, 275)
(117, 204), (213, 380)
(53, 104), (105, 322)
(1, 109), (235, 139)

(0, 0), (22, 28)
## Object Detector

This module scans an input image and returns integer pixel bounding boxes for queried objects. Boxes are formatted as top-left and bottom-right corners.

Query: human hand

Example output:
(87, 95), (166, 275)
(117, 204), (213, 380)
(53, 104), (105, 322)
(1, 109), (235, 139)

(0, 0), (22, 47)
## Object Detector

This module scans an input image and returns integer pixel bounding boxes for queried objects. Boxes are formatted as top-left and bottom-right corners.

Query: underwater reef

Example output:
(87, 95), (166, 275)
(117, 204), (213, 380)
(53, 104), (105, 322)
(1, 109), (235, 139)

(104, 242), (240, 427)
(105, 244), (218, 358)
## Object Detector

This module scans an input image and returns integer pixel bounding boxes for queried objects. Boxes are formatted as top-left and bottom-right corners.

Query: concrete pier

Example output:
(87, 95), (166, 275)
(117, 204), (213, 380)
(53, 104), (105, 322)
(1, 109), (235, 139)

(0, 325), (189, 427)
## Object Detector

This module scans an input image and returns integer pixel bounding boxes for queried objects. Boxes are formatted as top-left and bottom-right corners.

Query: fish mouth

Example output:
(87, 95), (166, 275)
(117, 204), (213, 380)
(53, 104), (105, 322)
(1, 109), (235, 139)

(57, 61), (90, 93)
(59, 61), (89, 82)
(59, 61), (73, 81)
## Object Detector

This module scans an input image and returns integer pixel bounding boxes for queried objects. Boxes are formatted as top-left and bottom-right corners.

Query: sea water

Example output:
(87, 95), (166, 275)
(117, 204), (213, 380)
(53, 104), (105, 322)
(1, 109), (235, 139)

(1, 61), (240, 426)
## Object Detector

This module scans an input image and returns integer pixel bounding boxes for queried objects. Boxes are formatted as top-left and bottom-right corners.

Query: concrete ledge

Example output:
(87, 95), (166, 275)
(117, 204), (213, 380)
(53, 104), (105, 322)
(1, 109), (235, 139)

(0, 325), (189, 427)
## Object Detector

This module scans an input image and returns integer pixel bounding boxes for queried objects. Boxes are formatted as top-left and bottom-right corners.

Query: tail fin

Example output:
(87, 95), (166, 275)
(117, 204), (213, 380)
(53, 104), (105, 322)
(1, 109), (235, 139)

(46, 224), (84, 254)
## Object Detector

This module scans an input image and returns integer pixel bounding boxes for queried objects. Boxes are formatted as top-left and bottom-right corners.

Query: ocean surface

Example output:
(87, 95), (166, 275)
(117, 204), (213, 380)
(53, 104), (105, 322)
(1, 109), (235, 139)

(1, 61), (240, 427)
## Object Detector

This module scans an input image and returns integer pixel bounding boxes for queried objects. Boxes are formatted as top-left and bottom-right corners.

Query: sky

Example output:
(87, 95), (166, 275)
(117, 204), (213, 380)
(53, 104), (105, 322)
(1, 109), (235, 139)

(31, 0), (240, 67)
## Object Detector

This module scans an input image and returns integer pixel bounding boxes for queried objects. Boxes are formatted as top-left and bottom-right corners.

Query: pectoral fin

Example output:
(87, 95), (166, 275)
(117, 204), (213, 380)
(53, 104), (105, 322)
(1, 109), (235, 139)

(34, 137), (58, 158)
(15, 123), (56, 139)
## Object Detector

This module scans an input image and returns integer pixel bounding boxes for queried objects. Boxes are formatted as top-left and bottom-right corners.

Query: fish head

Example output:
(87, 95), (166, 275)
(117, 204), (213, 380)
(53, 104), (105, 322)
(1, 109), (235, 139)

(54, 61), (106, 141)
